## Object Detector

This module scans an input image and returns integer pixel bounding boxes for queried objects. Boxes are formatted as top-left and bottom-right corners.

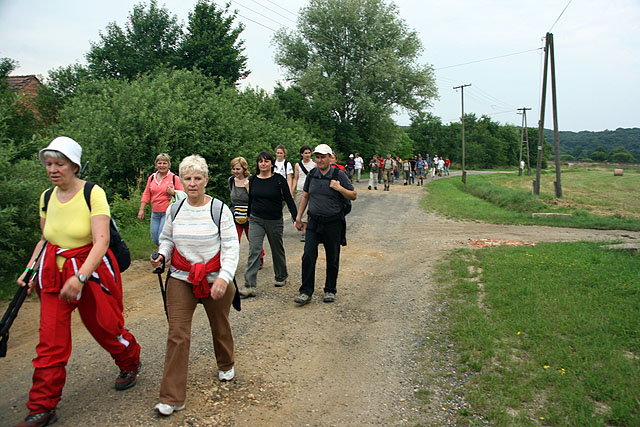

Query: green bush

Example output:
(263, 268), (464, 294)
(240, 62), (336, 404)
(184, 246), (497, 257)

(0, 144), (50, 295)
(43, 68), (315, 202)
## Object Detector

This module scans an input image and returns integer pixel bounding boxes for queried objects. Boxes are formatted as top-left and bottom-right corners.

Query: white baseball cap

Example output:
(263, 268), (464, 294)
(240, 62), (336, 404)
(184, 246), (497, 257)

(39, 136), (82, 169)
(313, 143), (333, 155)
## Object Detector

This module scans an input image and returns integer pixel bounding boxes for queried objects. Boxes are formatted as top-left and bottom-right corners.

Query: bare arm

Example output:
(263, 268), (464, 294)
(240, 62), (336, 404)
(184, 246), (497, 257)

(294, 191), (309, 231)
(292, 164), (300, 195)
(16, 218), (47, 294)
(330, 180), (357, 201)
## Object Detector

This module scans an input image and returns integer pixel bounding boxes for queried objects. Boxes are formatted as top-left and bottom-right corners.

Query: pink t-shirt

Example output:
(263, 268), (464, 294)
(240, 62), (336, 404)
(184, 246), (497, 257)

(141, 171), (184, 213)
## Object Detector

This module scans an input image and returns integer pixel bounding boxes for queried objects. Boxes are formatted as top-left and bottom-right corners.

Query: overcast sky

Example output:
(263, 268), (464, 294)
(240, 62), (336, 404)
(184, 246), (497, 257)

(1, 0), (638, 132)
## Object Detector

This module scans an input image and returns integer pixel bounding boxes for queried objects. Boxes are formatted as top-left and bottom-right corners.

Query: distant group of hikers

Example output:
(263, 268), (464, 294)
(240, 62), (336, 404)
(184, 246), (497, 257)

(366, 153), (451, 191)
(11, 137), (356, 426)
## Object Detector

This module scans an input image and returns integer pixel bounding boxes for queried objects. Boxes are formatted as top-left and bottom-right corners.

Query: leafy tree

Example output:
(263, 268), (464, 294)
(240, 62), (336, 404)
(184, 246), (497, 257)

(273, 0), (437, 155)
(590, 146), (609, 162)
(44, 69), (314, 199)
(87, 0), (183, 79)
(609, 146), (636, 163)
(180, 0), (248, 84)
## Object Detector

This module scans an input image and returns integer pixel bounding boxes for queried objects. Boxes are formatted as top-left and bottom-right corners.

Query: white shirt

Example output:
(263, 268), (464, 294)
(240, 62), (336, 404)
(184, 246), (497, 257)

(274, 159), (293, 179)
(296, 160), (316, 191)
(354, 156), (364, 169)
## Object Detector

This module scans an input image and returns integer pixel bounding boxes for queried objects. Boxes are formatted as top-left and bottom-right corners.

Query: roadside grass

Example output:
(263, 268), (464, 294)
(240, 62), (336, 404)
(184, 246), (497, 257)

(435, 242), (640, 425)
(120, 221), (157, 261)
(422, 168), (640, 231)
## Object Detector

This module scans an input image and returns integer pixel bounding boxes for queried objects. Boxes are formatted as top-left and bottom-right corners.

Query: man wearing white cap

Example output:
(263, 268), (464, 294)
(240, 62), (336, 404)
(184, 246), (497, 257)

(294, 144), (356, 304)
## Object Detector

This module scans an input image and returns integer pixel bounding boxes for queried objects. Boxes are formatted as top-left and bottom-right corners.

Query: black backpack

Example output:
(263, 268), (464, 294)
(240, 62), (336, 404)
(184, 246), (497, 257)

(310, 167), (352, 216)
(42, 182), (131, 272)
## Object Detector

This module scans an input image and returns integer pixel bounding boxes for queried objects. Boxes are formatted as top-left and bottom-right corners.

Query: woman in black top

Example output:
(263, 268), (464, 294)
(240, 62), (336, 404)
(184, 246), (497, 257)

(239, 152), (297, 298)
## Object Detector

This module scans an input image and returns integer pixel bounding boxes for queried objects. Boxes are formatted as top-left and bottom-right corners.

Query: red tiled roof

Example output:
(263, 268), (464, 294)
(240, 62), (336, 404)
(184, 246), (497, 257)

(6, 75), (41, 91)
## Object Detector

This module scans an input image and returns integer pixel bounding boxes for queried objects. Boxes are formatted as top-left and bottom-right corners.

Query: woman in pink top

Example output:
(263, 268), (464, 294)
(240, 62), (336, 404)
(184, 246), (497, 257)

(138, 153), (184, 245)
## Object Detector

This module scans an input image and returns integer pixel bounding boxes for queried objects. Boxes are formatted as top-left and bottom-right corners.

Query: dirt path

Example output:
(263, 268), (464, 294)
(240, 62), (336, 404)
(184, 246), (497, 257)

(2, 175), (639, 426)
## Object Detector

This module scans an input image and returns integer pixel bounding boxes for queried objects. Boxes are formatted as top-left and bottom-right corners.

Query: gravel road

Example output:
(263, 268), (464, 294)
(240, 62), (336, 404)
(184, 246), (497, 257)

(2, 174), (638, 426)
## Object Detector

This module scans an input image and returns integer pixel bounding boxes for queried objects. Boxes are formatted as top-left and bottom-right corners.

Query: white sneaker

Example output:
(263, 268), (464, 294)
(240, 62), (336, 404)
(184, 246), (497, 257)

(219, 366), (235, 381)
(154, 402), (185, 416)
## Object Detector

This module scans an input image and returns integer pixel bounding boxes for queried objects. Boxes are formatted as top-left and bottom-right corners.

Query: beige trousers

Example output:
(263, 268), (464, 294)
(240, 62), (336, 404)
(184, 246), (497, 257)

(159, 276), (235, 405)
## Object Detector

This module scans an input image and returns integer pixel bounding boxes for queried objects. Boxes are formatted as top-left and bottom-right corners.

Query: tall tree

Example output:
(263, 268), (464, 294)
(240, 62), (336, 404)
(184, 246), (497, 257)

(180, 1), (248, 84)
(273, 0), (437, 155)
(86, 0), (183, 79)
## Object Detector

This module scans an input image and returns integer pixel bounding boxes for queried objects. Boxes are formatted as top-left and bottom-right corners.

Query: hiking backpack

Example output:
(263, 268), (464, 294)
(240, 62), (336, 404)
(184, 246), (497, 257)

(169, 197), (241, 312)
(42, 182), (131, 272)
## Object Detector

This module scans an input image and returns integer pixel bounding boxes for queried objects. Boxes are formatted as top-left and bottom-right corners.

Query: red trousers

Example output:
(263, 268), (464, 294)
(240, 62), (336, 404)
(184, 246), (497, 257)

(27, 282), (140, 413)
(235, 222), (264, 260)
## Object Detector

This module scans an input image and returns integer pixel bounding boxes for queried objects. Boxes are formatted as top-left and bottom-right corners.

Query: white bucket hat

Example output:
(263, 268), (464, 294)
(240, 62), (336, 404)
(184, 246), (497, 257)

(39, 136), (82, 169)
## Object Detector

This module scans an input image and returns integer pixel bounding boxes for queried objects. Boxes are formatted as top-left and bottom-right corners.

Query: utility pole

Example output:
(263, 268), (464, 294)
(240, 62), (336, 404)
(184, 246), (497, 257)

(517, 107), (532, 176)
(535, 32), (562, 197)
(454, 83), (471, 184)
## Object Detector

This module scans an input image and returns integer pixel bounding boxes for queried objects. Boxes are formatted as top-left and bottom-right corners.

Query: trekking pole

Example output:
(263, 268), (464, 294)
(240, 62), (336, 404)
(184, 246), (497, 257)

(78, 161), (89, 179)
(151, 252), (168, 321)
(0, 241), (47, 358)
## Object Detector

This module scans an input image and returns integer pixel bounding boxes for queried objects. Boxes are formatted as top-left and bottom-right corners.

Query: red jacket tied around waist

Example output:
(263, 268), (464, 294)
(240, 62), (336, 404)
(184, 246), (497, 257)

(171, 249), (221, 298)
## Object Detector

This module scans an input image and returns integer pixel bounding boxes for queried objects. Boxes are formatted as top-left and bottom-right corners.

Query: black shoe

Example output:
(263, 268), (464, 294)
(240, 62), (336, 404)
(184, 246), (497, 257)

(323, 292), (335, 303)
(115, 361), (141, 390)
(368, 186), (371, 190)
(294, 293), (311, 305)
(16, 410), (58, 427)
(374, 187), (377, 190)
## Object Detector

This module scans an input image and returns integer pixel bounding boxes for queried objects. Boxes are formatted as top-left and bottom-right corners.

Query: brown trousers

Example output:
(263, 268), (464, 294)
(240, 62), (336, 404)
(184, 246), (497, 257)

(159, 276), (235, 405)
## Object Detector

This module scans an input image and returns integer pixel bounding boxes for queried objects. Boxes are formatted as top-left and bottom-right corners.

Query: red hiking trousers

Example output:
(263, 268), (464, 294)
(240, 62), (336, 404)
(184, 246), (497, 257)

(26, 282), (140, 413)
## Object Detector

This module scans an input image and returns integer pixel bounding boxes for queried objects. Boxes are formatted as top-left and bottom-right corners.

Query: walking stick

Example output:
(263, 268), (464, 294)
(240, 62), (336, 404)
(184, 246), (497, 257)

(0, 241), (47, 357)
(151, 253), (168, 320)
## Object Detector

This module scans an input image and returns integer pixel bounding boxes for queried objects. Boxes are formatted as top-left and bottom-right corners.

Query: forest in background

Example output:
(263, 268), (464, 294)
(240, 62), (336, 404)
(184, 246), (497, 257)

(545, 127), (639, 162)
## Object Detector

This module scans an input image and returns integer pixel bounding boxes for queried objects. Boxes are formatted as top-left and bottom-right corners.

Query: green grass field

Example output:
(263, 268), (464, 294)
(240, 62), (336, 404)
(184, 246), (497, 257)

(421, 167), (640, 425)
(423, 166), (640, 231)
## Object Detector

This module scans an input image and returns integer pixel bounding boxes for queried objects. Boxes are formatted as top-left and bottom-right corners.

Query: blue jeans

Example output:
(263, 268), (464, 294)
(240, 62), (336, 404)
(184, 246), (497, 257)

(150, 211), (166, 246)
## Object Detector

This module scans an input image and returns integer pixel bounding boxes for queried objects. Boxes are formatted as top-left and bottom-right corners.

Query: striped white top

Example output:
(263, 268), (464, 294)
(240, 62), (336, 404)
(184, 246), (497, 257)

(158, 197), (239, 285)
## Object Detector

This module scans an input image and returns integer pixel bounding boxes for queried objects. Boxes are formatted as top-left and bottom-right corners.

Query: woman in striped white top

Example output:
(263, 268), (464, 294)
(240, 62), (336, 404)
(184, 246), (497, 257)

(150, 154), (239, 417)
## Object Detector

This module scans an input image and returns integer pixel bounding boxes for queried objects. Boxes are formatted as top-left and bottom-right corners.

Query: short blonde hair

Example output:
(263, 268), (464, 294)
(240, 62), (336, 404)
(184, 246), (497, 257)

(155, 153), (171, 167)
(179, 154), (208, 178)
(230, 156), (250, 177)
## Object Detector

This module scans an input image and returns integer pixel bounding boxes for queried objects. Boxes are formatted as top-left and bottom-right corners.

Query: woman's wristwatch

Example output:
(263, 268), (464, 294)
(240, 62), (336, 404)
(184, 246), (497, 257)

(75, 273), (88, 285)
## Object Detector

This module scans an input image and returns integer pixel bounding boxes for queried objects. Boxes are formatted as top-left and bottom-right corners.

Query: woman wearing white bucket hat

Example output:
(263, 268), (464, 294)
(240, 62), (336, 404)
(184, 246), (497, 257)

(15, 136), (141, 427)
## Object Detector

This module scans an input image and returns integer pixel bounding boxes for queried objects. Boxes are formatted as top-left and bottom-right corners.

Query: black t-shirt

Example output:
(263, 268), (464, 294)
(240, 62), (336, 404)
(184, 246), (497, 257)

(248, 174), (297, 221)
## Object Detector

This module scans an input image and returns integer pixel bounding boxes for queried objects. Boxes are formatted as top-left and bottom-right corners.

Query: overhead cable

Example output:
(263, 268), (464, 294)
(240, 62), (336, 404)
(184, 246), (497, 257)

(549, 0), (573, 32)
(435, 47), (543, 70)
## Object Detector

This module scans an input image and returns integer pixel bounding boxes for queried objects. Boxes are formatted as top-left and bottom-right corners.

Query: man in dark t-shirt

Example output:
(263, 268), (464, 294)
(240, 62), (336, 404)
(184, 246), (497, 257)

(294, 143), (356, 304)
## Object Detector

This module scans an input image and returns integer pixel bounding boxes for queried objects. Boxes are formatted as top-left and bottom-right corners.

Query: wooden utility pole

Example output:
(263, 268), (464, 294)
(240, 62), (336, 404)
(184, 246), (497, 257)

(454, 84), (471, 184)
(518, 107), (532, 176)
(535, 32), (562, 197)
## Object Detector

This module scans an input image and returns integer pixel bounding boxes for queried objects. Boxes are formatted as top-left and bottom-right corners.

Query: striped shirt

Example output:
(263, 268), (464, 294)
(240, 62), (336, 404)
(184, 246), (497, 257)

(158, 197), (239, 285)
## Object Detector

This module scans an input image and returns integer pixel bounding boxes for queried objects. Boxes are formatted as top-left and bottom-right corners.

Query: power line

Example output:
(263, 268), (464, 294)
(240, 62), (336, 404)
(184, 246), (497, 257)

(231, 0), (292, 29)
(249, 0), (297, 24)
(262, 0), (298, 18)
(435, 47), (543, 70)
(549, 0), (573, 32)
